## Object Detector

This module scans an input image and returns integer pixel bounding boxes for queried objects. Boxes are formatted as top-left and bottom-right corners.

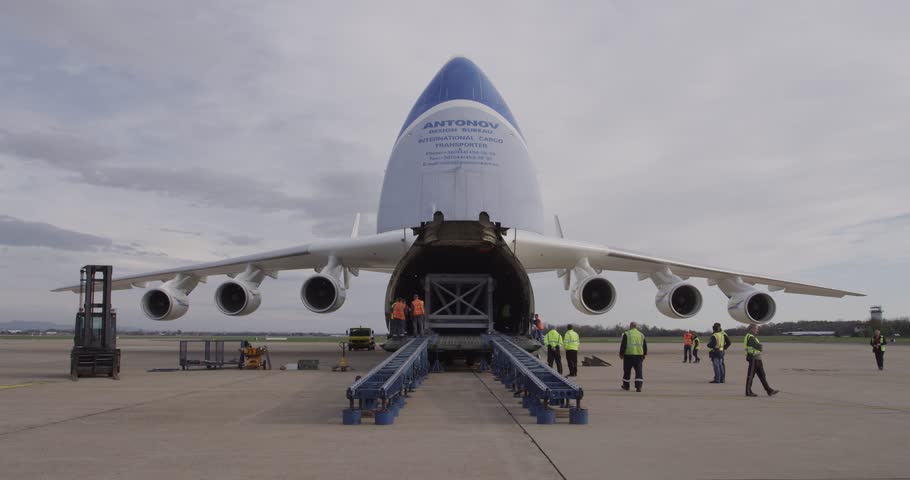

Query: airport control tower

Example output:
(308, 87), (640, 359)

(870, 306), (883, 321)
(870, 305), (884, 329)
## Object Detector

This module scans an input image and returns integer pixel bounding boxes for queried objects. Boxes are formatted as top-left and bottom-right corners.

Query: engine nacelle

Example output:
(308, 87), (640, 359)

(727, 290), (776, 325)
(301, 274), (346, 313)
(141, 287), (189, 321)
(215, 280), (262, 316)
(571, 276), (616, 315)
(655, 282), (703, 319)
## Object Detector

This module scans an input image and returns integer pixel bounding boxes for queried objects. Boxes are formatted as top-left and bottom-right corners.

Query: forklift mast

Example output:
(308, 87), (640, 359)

(70, 265), (120, 380)
(74, 265), (116, 349)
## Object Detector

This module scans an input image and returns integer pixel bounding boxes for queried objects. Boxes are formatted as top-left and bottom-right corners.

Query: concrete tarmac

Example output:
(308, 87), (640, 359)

(0, 338), (907, 480)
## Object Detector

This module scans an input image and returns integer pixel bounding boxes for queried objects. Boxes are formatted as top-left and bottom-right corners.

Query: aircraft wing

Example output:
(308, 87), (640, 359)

(52, 230), (411, 293)
(513, 232), (863, 298)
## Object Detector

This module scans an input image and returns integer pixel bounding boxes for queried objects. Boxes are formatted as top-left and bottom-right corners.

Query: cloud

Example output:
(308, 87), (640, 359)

(0, 129), (381, 220)
(841, 212), (910, 232)
(0, 215), (111, 251)
(309, 220), (356, 238)
(79, 165), (303, 210)
(0, 129), (297, 209)
(221, 233), (262, 246)
(0, 215), (163, 257)
(0, 129), (113, 166)
(160, 228), (203, 237)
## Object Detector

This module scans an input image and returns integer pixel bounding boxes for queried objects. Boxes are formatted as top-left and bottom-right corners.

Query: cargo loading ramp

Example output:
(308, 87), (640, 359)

(344, 336), (432, 424)
(485, 334), (587, 424)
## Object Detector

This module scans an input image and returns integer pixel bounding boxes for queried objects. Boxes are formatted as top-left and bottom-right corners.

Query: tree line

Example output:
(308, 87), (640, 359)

(545, 317), (910, 338)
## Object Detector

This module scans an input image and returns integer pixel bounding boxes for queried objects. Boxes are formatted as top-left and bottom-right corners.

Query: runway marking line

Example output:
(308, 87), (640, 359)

(472, 371), (568, 480)
(0, 382), (50, 390)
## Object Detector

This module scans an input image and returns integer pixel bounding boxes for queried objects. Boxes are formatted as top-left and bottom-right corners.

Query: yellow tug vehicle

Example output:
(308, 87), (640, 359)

(347, 327), (376, 351)
(240, 340), (272, 370)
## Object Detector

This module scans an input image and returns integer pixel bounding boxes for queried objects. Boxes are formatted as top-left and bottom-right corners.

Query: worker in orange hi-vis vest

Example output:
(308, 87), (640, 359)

(391, 297), (407, 339)
(411, 294), (426, 336)
(532, 313), (545, 344)
(683, 331), (693, 363)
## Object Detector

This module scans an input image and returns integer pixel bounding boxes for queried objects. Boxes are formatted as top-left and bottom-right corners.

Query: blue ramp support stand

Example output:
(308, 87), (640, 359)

(344, 336), (433, 425)
(485, 334), (587, 425)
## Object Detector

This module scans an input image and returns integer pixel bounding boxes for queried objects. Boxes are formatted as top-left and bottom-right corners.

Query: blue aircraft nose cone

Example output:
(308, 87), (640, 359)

(399, 57), (521, 137)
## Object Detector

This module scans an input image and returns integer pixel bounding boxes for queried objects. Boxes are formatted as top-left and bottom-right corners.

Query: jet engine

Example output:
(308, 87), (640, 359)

(214, 280), (262, 316)
(571, 276), (616, 315)
(141, 287), (189, 321)
(715, 276), (776, 325)
(301, 274), (346, 313)
(655, 282), (703, 319)
(642, 268), (703, 319)
(727, 290), (776, 325)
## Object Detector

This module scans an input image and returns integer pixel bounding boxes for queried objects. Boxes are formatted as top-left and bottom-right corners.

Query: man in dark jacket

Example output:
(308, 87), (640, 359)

(871, 330), (886, 371)
(744, 325), (780, 397)
(619, 322), (648, 392)
(707, 322), (731, 383)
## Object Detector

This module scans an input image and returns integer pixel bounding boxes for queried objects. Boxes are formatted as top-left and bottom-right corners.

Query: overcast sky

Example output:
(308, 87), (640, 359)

(1, 1), (907, 332)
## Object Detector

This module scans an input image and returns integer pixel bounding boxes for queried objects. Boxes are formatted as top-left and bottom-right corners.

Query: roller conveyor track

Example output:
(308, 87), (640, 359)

(342, 333), (586, 425)
(485, 334), (584, 408)
(346, 335), (431, 410)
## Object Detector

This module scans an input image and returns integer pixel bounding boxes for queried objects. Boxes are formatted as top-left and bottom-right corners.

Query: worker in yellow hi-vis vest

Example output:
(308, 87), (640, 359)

(619, 322), (647, 392)
(544, 326), (564, 375)
(871, 329), (886, 370)
(708, 322), (731, 383)
(744, 325), (779, 397)
(563, 325), (580, 377)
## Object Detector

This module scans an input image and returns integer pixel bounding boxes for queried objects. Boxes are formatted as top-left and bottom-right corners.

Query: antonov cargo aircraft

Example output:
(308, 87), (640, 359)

(54, 57), (862, 353)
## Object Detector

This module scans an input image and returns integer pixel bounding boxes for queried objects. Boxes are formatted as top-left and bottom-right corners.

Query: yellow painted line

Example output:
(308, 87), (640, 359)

(0, 383), (35, 390)
(0, 382), (48, 390)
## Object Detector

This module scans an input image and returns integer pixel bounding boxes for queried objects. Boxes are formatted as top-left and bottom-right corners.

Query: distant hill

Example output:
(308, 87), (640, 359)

(0, 321), (71, 331)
